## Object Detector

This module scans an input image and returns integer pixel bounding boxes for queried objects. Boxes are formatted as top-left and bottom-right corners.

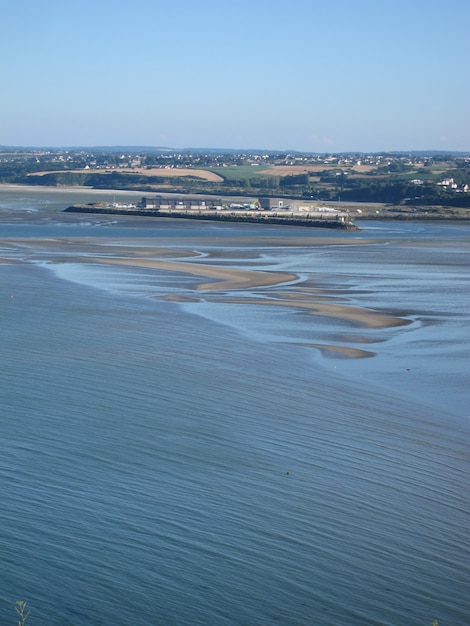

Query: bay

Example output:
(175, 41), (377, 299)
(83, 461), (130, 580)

(0, 187), (468, 625)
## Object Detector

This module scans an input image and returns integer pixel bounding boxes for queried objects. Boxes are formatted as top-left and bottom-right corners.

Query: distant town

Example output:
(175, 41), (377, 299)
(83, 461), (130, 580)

(1, 147), (470, 219)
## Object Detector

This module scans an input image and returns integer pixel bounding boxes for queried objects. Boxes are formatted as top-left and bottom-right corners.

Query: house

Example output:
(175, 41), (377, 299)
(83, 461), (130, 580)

(140, 196), (222, 210)
(437, 178), (458, 189)
(258, 197), (291, 211)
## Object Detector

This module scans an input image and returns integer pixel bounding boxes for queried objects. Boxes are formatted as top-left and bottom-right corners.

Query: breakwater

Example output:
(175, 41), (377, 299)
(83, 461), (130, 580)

(64, 205), (359, 230)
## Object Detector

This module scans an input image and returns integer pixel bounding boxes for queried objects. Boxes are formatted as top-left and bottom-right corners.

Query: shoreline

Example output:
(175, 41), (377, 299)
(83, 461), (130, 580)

(1, 183), (469, 223)
(0, 183), (144, 196)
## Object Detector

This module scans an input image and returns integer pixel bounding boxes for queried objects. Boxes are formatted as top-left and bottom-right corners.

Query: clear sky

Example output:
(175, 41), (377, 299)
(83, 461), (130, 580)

(1, 0), (469, 152)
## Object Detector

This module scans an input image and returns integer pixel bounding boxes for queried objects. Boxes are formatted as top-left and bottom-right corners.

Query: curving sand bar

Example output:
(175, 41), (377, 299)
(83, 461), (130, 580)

(89, 257), (299, 290)
(1, 235), (411, 356)
(89, 255), (409, 329)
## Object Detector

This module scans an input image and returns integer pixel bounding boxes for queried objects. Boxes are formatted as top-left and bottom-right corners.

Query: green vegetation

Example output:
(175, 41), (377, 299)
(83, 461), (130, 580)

(208, 164), (270, 180)
(2, 148), (470, 209)
(15, 601), (30, 626)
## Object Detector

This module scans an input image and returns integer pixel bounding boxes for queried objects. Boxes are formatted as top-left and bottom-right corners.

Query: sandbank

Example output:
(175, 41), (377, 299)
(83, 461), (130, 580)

(92, 256), (409, 329)
(89, 256), (299, 290)
(212, 296), (408, 329)
(0, 183), (142, 196)
(309, 344), (375, 358)
(1, 233), (409, 331)
(0, 238), (199, 260)
(192, 236), (377, 247)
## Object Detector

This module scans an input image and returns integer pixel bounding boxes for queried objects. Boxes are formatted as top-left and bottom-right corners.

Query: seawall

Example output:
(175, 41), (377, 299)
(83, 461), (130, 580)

(64, 205), (359, 230)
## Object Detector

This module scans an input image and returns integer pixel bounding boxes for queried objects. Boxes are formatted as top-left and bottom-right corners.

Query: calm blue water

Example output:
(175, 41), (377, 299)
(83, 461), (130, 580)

(0, 188), (469, 625)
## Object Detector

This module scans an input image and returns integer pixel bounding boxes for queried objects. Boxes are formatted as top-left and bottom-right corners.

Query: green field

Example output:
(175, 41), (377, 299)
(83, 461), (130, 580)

(208, 165), (270, 181)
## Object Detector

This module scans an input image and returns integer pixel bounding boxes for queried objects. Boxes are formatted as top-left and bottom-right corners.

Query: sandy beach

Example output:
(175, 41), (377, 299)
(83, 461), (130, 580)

(0, 183), (145, 196)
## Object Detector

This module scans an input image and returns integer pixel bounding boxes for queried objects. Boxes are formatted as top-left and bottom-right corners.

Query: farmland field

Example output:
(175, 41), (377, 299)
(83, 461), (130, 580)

(208, 165), (271, 181)
(263, 164), (382, 175)
(209, 164), (388, 180)
(28, 167), (224, 182)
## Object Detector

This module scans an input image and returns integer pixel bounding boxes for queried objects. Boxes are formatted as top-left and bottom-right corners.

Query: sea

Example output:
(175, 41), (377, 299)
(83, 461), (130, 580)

(0, 186), (468, 625)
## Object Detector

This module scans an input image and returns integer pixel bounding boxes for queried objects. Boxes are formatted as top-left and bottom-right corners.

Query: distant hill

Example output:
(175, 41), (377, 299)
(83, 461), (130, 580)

(1, 145), (469, 157)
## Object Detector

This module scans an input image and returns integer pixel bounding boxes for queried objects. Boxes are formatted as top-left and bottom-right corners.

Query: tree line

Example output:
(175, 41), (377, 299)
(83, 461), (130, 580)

(2, 160), (470, 207)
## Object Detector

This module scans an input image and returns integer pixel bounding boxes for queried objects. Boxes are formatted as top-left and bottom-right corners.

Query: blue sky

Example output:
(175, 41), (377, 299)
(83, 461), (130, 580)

(1, 0), (469, 152)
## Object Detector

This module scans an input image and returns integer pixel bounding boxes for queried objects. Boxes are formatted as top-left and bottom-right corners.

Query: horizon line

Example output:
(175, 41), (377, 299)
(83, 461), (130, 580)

(1, 144), (469, 156)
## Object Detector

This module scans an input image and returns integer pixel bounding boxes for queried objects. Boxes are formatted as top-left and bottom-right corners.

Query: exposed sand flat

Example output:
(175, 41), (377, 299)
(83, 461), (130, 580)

(0, 232), (408, 332)
(89, 257), (299, 290)
(213, 296), (408, 329)
(0, 183), (140, 195)
(164, 295), (201, 303)
(89, 246), (198, 259)
(0, 257), (20, 263)
(0, 238), (199, 260)
(309, 344), (375, 358)
(0, 235), (374, 247)
(88, 246), (198, 258)
(192, 237), (377, 247)
(89, 254), (408, 328)
(163, 290), (406, 330)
